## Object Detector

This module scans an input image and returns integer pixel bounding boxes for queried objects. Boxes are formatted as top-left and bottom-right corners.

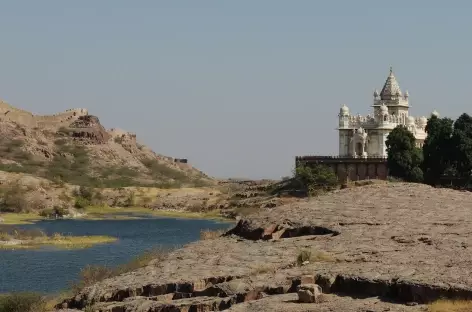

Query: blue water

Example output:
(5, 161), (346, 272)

(0, 217), (232, 294)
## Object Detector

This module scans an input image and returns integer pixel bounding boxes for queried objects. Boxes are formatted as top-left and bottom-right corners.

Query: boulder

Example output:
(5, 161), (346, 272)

(297, 283), (322, 303)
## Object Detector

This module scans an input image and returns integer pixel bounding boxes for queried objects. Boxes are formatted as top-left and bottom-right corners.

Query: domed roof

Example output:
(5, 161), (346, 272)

(340, 104), (349, 116)
(419, 116), (427, 126)
(432, 110), (440, 117)
(379, 104), (388, 115)
(407, 116), (415, 125)
(380, 67), (402, 100)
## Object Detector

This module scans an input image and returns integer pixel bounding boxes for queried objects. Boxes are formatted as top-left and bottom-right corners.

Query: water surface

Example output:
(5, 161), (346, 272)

(0, 217), (231, 293)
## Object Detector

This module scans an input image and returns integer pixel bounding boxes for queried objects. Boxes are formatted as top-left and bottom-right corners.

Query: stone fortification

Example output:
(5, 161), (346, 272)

(0, 100), (36, 127)
(36, 108), (88, 129)
(0, 100), (88, 129)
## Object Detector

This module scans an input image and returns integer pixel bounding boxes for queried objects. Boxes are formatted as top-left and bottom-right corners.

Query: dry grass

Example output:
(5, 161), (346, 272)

(71, 246), (174, 293)
(0, 292), (47, 312)
(296, 249), (335, 266)
(200, 229), (224, 240)
(249, 264), (277, 275)
(429, 299), (472, 312)
(0, 212), (44, 224)
(0, 226), (116, 250)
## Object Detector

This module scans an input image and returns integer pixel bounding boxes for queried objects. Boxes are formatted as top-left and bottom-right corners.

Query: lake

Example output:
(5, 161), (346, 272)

(0, 217), (232, 294)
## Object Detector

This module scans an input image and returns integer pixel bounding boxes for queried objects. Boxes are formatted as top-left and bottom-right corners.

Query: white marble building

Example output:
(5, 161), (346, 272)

(338, 68), (438, 158)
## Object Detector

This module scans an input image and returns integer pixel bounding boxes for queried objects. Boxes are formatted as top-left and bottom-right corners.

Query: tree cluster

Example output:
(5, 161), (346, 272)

(386, 113), (472, 186)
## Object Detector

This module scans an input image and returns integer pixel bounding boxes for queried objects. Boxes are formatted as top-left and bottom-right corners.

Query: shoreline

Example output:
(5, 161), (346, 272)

(0, 206), (234, 226)
(81, 206), (233, 223)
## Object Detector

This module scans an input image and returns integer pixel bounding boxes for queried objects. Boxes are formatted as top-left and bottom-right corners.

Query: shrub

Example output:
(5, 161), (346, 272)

(0, 292), (47, 312)
(293, 163), (338, 195)
(0, 180), (35, 213)
(74, 197), (90, 209)
(123, 192), (136, 207)
(200, 229), (224, 240)
(78, 186), (94, 201)
(40, 206), (68, 218)
(91, 190), (106, 206)
(296, 249), (313, 266)
(296, 249), (334, 266)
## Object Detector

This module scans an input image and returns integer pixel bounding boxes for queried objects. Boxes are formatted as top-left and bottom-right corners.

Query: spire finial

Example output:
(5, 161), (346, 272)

(389, 66), (393, 75)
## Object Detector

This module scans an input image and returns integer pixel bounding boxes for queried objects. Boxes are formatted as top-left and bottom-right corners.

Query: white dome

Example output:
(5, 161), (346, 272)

(407, 116), (415, 125)
(340, 104), (349, 116)
(379, 104), (388, 115)
(432, 110), (439, 117)
(419, 116), (427, 126)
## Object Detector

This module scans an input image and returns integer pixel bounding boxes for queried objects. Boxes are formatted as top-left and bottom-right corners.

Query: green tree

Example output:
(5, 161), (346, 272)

(422, 115), (454, 185)
(386, 125), (423, 182)
(451, 113), (472, 178)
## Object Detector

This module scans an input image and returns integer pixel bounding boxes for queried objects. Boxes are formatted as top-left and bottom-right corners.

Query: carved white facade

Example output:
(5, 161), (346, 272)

(338, 68), (439, 157)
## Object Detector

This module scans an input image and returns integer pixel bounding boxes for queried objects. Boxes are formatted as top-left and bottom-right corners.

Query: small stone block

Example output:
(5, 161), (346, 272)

(297, 283), (322, 303)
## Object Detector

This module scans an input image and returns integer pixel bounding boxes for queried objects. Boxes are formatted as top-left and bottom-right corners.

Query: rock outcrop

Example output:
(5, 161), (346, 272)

(57, 182), (472, 311)
(0, 98), (214, 191)
(68, 115), (110, 144)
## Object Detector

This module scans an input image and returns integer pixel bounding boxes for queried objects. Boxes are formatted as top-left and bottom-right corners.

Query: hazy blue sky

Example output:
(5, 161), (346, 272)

(0, 1), (470, 179)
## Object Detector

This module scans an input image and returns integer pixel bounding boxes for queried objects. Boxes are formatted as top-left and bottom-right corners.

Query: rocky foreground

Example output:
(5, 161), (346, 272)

(57, 182), (472, 311)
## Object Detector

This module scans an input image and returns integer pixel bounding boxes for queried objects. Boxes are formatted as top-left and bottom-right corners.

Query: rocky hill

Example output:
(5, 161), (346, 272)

(0, 99), (213, 189)
(57, 182), (472, 311)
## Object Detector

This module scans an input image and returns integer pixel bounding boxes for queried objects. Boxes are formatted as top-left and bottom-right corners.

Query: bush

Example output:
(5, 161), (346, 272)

(78, 186), (94, 201)
(74, 197), (90, 209)
(39, 206), (68, 218)
(293, 163), (338, 195)
(0, 180), (36, 213)
(296, 249), (334, 266)
(200, 229), (224, 240)
(123, 192), (136, 207)
(0, 293), (47, 312)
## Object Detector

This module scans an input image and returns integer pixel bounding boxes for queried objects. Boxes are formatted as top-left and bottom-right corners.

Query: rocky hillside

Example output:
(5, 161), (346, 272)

(0, 99), (213, 188)
(57, 182), (472, 311)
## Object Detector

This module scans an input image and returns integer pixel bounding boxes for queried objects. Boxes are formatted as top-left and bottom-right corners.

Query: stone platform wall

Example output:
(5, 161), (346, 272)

(296, 156), (388, 182)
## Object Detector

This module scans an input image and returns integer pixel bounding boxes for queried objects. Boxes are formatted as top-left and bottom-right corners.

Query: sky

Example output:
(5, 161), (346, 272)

(0, 1), (471, 179)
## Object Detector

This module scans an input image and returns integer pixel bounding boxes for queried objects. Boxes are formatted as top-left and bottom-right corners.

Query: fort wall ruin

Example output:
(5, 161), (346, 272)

(0, 101), (88, 129)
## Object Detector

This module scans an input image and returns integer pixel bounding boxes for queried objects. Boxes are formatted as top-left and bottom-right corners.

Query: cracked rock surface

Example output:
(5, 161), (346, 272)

(58, 182), (472, 311)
